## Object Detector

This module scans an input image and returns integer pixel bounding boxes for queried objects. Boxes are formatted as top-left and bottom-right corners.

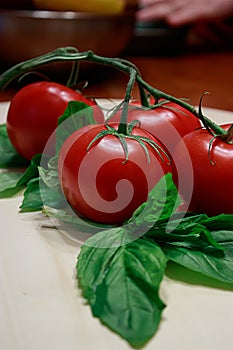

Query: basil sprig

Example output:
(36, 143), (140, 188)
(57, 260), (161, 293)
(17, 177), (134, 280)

(76, 173), (233, 347)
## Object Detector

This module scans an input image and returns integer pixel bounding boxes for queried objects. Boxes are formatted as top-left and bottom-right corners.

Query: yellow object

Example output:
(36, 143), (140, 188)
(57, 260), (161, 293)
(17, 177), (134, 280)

(32, 0), (126, 14)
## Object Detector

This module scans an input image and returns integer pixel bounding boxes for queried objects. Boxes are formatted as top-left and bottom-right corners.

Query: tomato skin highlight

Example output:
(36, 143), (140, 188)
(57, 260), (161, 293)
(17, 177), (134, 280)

(6, 81), (104, 160)
(173, 123), (233, 215)
(58, 123), (172, 224)
(110, 101), (202, 153)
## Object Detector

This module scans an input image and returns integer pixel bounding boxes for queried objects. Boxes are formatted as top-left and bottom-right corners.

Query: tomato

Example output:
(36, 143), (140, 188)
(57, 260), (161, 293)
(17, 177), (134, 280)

(6, 81), (104, 160)
(110, 101), (202, 154)
(58, 123), (172, 224)
(172, 123), (233, 215)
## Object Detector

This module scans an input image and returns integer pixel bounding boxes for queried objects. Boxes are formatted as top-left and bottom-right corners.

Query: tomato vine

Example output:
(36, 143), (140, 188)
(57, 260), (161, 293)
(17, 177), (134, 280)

(0, 46), (228, 135)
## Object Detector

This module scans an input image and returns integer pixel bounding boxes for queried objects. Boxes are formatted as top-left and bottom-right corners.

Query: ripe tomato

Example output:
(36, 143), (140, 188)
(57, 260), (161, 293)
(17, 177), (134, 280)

(6, 81), (104, 160)
(173, 123), (233, 215)
(58, 123), (172, 224)
(110, 101), (202, 154)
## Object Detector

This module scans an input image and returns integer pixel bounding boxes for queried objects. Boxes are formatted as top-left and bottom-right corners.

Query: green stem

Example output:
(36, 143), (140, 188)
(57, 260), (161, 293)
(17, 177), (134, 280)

(117, 68), (137, 135)
(114, 57), (150, 107)
(135, 75), (226, 136)
(0, 46), (225, 136)
(0, 47), (80, 89)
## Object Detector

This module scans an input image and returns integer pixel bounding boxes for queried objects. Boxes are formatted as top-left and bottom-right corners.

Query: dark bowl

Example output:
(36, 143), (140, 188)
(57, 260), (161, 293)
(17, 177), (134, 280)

(0, 8), (137, 68)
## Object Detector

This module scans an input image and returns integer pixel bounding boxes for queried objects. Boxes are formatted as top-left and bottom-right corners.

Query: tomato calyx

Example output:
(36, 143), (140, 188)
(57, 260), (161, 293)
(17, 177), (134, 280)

(86, 66), (172, 165)
(87, 123), (171, 165)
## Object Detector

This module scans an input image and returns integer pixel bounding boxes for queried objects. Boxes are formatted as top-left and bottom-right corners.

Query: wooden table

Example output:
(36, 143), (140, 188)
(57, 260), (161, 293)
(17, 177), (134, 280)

(0, 51), (233, 112)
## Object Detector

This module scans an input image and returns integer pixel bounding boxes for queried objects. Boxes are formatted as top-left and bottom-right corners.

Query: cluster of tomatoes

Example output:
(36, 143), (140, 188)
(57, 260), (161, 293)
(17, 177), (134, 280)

(6, 81), (233, 224)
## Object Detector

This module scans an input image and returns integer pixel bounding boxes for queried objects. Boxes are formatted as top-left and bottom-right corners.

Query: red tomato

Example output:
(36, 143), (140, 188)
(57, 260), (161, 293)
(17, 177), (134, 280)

(110, 101), (202, 155)
(6, 81), (104, 160)
(173, 123), (233, 215)
(58, 123), (172, 224)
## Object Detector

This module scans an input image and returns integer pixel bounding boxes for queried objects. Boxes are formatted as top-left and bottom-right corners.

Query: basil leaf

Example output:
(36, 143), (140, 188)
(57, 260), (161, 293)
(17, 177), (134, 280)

(176, 212), (233, 231)
(0, 171), (25, 197)
(201, 214), (233, 231)
(19, 153), (65, 212)
(148, 220), (223, 253)
(77, 229), (167, 348)
(0, 154), (40, 198)
(20, 177), (65, 212)
(38, 156), (60, 190)
(17, 154), (41, 186)
(212, 229), (233, 243)
(162, 236), (233, 285)
(56, 101), (96, 152)
(58, 100), (96, 126)
(20, 178), (43, 212)
(126, 172), (179, 232)
(157, 213), (233, 284)
(0, 124), (28, 168)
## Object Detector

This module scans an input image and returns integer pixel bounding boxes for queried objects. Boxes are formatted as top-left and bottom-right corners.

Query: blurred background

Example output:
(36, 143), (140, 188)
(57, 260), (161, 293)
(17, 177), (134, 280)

(1, 0), (232, 67)
(0, 0), (232, 109)
(0, 0), (139, 82)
